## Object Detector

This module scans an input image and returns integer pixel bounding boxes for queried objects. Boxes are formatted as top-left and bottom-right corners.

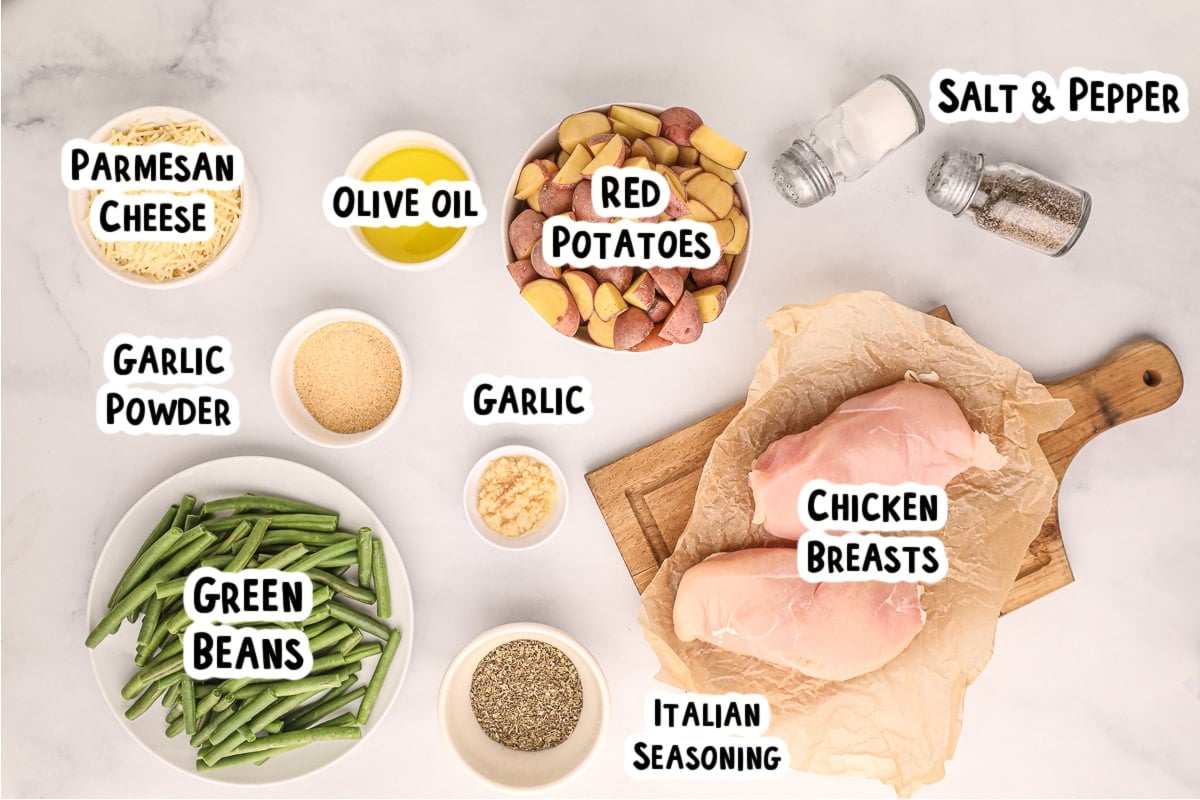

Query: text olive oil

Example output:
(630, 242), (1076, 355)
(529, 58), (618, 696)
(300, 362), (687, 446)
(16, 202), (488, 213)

(361, 147), (468, 264)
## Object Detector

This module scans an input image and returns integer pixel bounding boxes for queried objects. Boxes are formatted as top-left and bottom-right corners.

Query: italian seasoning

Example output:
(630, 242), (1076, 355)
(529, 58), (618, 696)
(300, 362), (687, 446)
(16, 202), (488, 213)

(469, 639), (582, 751)
(925, 151), (1091, 256)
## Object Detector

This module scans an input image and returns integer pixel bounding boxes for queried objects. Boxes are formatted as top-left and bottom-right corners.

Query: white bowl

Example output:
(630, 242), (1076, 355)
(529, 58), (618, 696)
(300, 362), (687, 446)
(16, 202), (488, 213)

(66, 105), (259, 289)
(270, 308), (411, 448)
(463, 445), (568, 551)
(342, 129), (478, 271)
(501, 102), (753, 352)
(438, 622), (609, 793)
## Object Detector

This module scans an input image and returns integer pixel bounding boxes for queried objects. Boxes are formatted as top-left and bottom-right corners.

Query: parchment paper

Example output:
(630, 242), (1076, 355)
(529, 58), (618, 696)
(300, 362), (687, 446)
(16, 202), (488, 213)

(638, 291), (1074, 795)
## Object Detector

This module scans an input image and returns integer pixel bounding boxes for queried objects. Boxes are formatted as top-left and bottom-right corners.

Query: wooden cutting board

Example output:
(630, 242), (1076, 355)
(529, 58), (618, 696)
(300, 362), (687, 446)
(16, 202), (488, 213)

(586, 307), (1183, 613)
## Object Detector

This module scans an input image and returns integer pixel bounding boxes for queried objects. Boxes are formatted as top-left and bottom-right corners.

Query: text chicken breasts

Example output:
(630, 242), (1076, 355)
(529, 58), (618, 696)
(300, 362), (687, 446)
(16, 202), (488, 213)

(673, 381), (1005, 681)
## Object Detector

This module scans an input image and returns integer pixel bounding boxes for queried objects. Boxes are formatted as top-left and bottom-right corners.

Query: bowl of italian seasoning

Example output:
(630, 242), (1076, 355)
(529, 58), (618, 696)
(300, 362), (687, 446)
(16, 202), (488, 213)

(65, 105), (258, 288)
(438, 622), (609, 793)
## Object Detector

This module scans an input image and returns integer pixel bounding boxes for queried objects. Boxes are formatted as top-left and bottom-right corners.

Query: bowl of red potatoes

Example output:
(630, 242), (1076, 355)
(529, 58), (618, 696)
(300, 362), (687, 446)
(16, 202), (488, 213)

(502, 103), (751, 352)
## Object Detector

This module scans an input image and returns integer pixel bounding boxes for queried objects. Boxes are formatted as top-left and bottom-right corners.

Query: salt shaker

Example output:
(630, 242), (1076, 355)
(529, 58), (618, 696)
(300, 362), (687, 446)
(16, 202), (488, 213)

(926, 151), (1091, 257)
(772, 75), (925, 207)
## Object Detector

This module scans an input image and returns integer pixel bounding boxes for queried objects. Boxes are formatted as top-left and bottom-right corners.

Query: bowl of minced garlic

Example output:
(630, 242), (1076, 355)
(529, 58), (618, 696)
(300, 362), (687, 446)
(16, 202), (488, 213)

(464, 445), (568, 550)
(271, 308), (410, 447)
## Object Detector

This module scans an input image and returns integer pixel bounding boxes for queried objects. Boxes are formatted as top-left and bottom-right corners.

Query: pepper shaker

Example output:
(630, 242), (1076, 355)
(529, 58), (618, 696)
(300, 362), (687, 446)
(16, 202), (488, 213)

(926, 151), (1091, 256)
(772, 75), (925, 207)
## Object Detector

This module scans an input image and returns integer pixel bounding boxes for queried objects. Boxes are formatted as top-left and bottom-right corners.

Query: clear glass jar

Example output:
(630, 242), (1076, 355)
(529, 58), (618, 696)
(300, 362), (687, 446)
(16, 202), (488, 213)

(926, 151), (1091, 257)
(772, 75), (925, 207)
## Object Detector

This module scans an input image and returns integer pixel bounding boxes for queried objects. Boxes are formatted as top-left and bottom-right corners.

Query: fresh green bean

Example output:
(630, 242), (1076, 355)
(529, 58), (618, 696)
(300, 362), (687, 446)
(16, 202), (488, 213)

(284, 687), (367, 730)
(111, 505), (177, 607)
(320, 554), (358, 569)
(167, 703), (183, 723)
(303, 617), (338, 638)
(275, 674), (343, 697)
(261, 530), (355, 548)
(336, 629), (363, 656)
(122, 653), (184, 700)
(108, 526), (184, 610)
(307, 568), (375, 605)
(181, 677), (197, 735)
(214, 678), (253, 711)
(201, 495), (334, 517)
(140, 633), (184, 670)
(194, 687), (221, 721)
(199, 554), (234, 569)
(344, 643), (383, 664)
(372, 541), (391, 619)
(137, 596), (164, 649)
(244, 689), (323, 738)
(204, 513), (338, 533)
(278, 672), (355, 728)
(356, 528), (373, 588)
(162, 605), (192, 636)
(327, 601), (390, 641)
(172, 495), (196, 531)
(196, 741), (306, 770)
(229, 723), (360, 757)
(162, 680), (180, 708)
(209, 690), (277, 747)
(308, 622), (353, 653)
(225, 518), (268, 572)
(199, 729), (250, 767)
(183, 514), (200, 531)
(357, 629), (401, 725)
(265, 720), (284, 735)
(319, 712), (358, 728)
(87, 532), (216, 648)
(213, 519), (253, 556)
(153, 577), (187, 600)
(257, 543), (308, 570)
(191, 704), (234, 747)
(166, 717), (186, 737)
(308, 653), (348, 675)
(288, 539), (358, 573)
(300, 603), (330, 628)
(125, 673), (181, 720)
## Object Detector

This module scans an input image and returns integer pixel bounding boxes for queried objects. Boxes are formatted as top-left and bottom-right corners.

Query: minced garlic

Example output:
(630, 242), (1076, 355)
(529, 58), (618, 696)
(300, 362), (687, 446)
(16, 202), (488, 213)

(476, 455), (556, 538)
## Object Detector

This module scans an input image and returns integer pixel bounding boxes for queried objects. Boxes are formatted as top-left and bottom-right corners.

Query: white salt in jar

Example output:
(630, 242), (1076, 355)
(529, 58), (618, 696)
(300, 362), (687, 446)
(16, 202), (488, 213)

(772, 75), (925, 207)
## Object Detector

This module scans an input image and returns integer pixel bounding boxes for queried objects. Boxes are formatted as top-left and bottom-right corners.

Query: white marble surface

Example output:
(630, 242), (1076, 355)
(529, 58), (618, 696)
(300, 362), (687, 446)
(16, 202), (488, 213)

(3, 1), (1199, 797)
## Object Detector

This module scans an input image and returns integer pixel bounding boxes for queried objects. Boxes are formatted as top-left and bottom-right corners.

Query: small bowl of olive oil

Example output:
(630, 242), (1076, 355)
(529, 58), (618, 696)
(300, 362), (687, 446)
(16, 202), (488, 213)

(342, 130), (479, 271)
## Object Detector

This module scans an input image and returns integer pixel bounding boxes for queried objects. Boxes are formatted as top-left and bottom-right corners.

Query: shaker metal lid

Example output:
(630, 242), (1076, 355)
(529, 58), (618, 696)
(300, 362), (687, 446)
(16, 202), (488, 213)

(772, 139), (836, 208)
(926, 151), (985, 215)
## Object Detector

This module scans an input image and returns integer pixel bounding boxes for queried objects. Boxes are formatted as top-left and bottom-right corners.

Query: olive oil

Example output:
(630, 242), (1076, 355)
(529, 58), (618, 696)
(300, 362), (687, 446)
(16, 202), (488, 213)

(360, 146), (468, 264)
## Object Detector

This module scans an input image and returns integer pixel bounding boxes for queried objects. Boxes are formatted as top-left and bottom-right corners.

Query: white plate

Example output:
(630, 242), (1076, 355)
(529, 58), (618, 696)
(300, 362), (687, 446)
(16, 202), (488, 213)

(86, 456), (414, 785)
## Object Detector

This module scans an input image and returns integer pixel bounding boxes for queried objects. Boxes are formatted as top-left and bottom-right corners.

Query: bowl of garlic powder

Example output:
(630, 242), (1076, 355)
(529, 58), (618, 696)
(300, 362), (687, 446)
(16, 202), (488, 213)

(271, 308), (411, 447)
(463, 445), (568, 550)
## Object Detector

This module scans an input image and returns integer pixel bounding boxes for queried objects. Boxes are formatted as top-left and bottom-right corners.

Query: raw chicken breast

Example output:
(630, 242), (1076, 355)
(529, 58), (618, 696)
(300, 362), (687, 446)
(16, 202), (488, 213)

(673, 548), (924, 680)
(749, 381), (1004, 539)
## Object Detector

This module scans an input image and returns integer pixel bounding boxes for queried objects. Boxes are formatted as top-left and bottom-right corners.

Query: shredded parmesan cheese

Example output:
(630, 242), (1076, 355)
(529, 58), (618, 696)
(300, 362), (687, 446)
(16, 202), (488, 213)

(86, 119), (242, 281)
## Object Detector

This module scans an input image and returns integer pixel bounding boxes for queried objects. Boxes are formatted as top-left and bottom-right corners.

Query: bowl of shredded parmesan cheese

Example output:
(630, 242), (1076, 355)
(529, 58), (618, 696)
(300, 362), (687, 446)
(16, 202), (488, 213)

(66, 106), (257, 288)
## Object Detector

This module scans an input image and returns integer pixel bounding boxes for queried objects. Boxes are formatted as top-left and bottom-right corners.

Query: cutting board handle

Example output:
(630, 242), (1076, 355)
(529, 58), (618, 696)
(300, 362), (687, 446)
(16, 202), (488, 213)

(1040, 338), (1183, 480)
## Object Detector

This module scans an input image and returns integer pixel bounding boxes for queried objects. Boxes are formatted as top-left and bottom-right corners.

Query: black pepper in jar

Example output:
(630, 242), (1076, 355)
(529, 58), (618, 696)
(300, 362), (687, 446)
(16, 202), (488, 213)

(469, 639), (583, 751)
(926, 151), (1091, 256)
